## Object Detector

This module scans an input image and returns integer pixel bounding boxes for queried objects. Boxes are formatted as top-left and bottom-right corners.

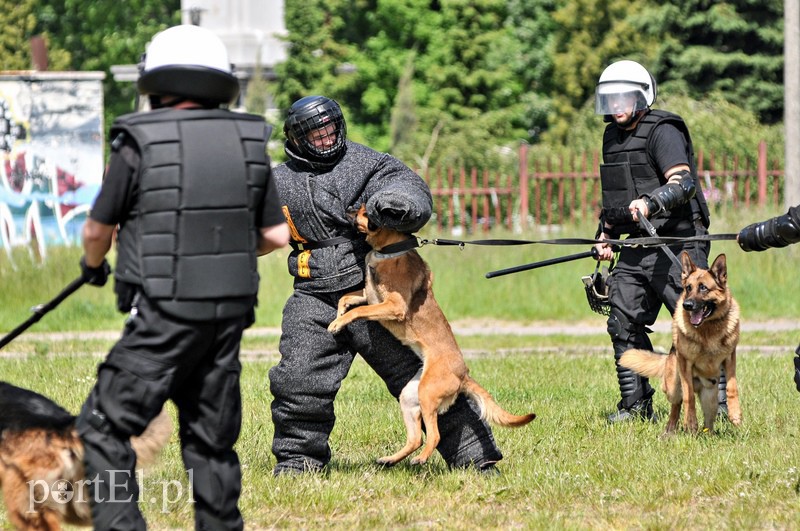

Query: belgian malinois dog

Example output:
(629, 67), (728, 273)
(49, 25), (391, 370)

(620, 252), (742, 435)
(0, 382), (172, 530)
(328, 205), (535, 465)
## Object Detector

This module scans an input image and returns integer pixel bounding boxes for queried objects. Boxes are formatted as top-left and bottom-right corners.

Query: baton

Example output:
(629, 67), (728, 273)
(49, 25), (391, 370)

(486, 247), (599, 279)
(0, 276), (86, 350)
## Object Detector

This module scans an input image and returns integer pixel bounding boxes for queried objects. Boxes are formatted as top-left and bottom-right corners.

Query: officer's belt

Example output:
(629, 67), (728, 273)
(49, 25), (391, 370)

(290, 236), (351, 251)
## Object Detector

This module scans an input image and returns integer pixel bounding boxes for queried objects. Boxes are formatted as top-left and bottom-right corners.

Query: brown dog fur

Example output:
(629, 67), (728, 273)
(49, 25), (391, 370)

(620, 252), (742, 435)
(0, 384), (172, 531)
(328, 205), (535, 465)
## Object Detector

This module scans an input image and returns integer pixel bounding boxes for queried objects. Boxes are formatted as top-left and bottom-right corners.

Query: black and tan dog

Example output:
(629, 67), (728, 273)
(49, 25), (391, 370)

(0, 381), (172, 530)
(620, 252), (742, 435)
(328, 205), (535, 466)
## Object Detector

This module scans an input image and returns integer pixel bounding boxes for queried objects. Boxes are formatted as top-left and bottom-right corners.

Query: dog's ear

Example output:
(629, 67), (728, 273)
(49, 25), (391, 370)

(710, 253), (727, 288)
(680, 251), (696, 281)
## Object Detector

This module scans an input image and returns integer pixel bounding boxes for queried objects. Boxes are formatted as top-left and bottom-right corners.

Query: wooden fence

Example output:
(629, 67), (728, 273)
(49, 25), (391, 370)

(421, 141), (784, 233)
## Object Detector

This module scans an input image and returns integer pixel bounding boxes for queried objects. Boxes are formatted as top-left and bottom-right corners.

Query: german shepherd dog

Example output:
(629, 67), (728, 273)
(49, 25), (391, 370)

(620, 252), (742, 435)
(0, 381), (172, 530)
(328, 205), (535, 466)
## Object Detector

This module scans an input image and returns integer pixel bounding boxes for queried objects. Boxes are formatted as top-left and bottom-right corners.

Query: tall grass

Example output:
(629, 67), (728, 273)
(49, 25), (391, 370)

(1, 341), (799, 529)
(1, 205), (797, 332)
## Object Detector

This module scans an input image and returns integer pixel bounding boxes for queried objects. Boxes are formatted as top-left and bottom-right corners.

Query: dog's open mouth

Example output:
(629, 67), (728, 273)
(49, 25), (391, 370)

(689, 302), (715, 327)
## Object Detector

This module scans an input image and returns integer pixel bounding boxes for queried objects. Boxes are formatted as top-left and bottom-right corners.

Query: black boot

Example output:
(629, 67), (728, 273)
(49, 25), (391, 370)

(717, 368), (728, 419)
(607, 351), (656, 423)
(607, 392), (655, 423)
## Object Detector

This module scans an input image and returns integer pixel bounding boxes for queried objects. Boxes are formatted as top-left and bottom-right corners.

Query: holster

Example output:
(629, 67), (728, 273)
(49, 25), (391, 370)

(114, 280), (139, 313)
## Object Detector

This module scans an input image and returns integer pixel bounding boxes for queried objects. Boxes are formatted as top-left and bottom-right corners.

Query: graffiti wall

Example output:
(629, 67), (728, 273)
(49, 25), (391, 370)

(0, 72), (105, 260)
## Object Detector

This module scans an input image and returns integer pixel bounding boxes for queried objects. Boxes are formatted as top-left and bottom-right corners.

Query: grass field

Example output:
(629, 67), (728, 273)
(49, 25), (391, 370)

(1, 208), (799, 529)
(1, 329), (799, 529)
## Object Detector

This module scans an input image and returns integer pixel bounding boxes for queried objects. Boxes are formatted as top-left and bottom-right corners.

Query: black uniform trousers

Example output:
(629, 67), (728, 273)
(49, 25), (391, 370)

(269, 287), (502, 473)
(606, 226), (709, 408)
(75, 292), (247, 531)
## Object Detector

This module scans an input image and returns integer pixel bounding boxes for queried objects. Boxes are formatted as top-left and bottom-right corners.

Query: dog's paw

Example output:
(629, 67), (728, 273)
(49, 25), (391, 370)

(376, 457), (398, 467)
(409, 456), (428, 466)
(327, 319), (345, 334)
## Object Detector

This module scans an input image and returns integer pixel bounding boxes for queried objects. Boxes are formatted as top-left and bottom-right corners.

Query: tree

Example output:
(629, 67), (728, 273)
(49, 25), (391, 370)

(545, 0), (658, 143)
(0, 0), (39, 70)
(652, 0), (784, 124)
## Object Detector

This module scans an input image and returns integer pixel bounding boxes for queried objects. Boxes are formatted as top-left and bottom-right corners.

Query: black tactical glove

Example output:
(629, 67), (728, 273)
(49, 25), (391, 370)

(80, 256), (111, 287)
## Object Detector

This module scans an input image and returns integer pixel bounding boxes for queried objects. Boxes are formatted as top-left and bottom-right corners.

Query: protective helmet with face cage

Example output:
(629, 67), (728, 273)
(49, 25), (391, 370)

(284, 96), (347, 164)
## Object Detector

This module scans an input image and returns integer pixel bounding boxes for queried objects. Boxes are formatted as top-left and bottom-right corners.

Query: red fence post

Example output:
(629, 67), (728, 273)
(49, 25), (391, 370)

(758, 140), (767, 206)
(519, 143), (529, 231)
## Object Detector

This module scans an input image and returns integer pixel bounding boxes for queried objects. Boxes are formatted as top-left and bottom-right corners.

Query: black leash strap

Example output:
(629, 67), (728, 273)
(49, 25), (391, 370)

(290, 235), (351, 251)
(635, 209), (683, 269)
(423, 233), (736, 249)
(0, 276), (86, 350)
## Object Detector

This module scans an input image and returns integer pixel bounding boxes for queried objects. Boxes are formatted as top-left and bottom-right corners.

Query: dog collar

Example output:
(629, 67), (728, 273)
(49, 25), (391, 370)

(373, 236), (423, 260)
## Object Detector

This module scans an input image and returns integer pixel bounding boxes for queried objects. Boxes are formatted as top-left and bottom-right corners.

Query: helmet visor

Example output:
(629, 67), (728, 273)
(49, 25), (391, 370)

(595, 83), (649, 115)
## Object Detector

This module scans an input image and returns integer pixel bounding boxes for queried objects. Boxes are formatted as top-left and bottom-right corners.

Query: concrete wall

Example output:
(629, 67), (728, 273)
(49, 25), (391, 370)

(0, 72), (104, 258)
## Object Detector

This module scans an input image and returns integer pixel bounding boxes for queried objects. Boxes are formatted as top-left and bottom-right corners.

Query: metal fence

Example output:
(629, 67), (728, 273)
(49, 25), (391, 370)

(422, 141), (784, 233)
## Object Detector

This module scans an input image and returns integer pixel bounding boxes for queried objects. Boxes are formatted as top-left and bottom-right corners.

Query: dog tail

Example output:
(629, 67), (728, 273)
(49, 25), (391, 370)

(619, 349), (668, 379)
(131, 409), (173, 468)
(461, 376), (536, 427)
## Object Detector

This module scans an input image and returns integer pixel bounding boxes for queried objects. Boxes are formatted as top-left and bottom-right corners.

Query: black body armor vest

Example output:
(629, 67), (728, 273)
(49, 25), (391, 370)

(111, 108), (271, 321)
(600, 110), (710, 234)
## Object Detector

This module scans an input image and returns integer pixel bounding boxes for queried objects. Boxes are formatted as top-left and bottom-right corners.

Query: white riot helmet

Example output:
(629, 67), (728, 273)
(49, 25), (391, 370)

(138, 25), (239, 106)
(595, 60), (657, 116)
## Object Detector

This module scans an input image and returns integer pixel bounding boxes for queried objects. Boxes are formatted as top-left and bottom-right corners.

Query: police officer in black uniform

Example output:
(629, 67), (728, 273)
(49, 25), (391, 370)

(268, 95), (503, 475)
(76, 25), (289, 530)
(738, 204), (800, 391)
(592, 60), (722, 422)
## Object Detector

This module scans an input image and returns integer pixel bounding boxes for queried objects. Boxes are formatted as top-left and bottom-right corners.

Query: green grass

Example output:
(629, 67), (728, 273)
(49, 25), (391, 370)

(1, 340), (800, 529)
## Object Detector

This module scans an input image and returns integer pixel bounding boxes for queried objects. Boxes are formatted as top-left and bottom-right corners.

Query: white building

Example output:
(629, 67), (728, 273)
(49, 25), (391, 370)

(181, 0), (287, 75)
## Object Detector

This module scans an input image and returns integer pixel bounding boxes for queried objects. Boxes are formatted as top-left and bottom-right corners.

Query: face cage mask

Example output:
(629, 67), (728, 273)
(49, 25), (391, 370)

(582, 260), (613, 316)
(293, 113), (346, 161)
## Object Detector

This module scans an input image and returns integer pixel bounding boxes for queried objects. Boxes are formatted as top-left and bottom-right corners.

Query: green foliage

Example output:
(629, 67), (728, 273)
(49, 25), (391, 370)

(656, 0), (784, 123)
(547, 0), (659, 143)
(0, 0), (37, 69)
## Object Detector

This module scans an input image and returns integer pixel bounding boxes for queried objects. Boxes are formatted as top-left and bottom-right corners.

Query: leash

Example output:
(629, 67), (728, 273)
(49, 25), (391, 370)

(634, 209), (683, 269)
(409, 232), (737, 250)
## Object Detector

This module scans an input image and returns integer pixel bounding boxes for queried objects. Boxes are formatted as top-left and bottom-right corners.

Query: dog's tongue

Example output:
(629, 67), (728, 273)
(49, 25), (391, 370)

(690, 310), (704, 326)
